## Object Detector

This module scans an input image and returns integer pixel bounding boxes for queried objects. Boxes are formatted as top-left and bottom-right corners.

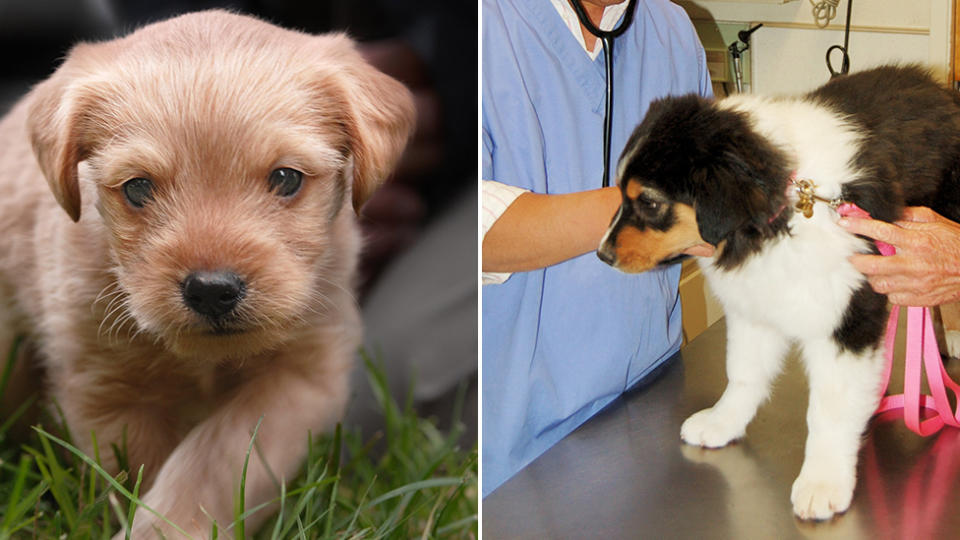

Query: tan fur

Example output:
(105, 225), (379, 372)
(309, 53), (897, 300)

(624, 179), (644, 200)
(607, 204), (705, 273)
(0, 10), (414, 538)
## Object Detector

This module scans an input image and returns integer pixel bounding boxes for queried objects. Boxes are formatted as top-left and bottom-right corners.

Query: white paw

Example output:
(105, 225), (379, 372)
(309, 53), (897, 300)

(790, 467), (855, 521)
(680, 408), (744, 448)
(945, 330), (960, 360)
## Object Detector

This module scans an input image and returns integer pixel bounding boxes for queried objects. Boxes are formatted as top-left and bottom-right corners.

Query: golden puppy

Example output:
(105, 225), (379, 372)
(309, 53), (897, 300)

(0, 10), (414, 538)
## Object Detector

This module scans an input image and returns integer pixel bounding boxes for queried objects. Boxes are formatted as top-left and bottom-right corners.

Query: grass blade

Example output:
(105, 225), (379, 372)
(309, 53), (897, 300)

(88, 431), (101, 507)
(269, 478), (287, 540)
(35, 430), (77, 529)
(124, 465), (144, 539)
(0, 335), (22, 400)
(1, 454), (34, 533)
(233, 415), (263, 540)
(361, 477), (463, 511)
(31, 426), (194, 539)
(0, 395), (36, 438)
(323, 423), (342, 537)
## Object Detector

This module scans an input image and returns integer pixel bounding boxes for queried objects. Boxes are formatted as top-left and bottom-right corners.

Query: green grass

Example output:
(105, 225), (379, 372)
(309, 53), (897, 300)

(0, 342), (477, 539)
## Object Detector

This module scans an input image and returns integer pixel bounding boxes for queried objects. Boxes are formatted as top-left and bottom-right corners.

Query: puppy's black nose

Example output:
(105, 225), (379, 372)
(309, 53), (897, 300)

(181, 271), (245, 319)
(597, 246), (615, 266)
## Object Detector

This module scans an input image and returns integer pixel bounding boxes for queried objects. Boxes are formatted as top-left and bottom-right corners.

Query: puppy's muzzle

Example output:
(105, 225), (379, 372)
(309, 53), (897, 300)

(181, 271), (246, 320)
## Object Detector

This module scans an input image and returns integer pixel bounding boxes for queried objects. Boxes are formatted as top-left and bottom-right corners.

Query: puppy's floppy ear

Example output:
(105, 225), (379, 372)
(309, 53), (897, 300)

(694, 153), (784, 245)
(26, 43), (110, 222)
(694, 167), (751, 245)
(314, 35), (416, 212)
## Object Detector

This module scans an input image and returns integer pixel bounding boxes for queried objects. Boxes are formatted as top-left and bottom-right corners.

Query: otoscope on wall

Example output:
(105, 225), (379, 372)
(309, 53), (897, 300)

(728, 24), (763, 94)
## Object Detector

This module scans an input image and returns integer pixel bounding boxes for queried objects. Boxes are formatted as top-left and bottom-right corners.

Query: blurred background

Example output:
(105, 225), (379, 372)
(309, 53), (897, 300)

(0, 0), (478, 444)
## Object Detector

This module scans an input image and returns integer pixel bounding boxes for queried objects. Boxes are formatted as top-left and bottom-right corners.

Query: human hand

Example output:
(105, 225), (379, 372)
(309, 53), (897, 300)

(838, 207), (960, 306)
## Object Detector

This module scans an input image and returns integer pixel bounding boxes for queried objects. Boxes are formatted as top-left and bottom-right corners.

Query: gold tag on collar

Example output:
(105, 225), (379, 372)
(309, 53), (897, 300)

(796, 198), (815, 218)
(794, 179), (817, 218)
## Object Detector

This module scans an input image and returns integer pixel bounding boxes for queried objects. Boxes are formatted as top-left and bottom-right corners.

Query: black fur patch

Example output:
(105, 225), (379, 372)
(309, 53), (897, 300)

(809, 65), (960, 222)
(833, 278), (890, 353)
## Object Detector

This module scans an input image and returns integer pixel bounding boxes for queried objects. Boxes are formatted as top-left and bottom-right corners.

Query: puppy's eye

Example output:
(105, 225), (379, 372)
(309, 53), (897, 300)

(636, 197), (660, 211)
(123, 177), (155, 208)
(268, 168), (303, 198)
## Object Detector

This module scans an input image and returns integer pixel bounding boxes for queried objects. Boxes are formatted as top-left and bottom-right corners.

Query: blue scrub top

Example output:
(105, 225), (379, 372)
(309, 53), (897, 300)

(481, 0), (712, 497)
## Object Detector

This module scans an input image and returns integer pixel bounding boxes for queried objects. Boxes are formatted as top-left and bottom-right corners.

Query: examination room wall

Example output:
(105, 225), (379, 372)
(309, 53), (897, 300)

(680, 0), (952, 95)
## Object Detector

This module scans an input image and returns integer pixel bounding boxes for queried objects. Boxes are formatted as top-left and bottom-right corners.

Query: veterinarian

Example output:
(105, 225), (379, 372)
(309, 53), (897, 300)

(481, 0), (711, 496)
(841, 207), (960, 306)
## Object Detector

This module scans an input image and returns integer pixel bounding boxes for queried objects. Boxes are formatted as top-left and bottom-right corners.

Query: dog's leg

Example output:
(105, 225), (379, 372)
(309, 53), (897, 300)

(0, 301), (44, 437)
(0, 305), (17, 414)
(791, 339), (884, 520)
(938, 301), (960, 359)
(681, 315), (788, 448)
(125, 341), (352, 539)
(0, 298), (14, 376)
(48, 368), (185, 484)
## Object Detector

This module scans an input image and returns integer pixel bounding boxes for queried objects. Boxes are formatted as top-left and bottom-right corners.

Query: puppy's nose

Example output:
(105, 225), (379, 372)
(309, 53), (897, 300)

(597, 244), (616, 266)
(181, 271), (246, 318)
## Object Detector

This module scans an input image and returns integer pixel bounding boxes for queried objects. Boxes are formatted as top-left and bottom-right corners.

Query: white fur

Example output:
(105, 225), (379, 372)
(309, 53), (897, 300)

(682, 96), (886, 520)
(945, 330), (960, 359)
(598, 203), (623, 253)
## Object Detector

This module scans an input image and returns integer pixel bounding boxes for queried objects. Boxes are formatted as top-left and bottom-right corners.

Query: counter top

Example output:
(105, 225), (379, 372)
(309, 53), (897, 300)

(483, 319), (960, 539)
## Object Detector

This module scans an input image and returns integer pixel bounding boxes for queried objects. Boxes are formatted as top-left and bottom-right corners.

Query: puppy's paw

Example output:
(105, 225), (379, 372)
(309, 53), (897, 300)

(115, 499), (218, 540)
(117, 517), (213, 540)
(790, 468), (855, 521)
(680, 408), (744, 448)
(945, 330), (960, 360)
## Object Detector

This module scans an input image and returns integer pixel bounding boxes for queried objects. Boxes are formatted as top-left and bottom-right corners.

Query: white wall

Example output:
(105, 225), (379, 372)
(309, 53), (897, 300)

(679, 0), (952, 95)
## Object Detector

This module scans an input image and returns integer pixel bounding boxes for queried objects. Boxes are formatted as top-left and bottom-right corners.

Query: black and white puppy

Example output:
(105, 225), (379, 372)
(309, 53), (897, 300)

(598, 65), (960, 520)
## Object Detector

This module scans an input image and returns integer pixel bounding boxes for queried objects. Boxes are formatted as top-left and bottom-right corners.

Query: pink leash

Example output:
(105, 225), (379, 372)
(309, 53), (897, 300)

(837, 203), (960, 435)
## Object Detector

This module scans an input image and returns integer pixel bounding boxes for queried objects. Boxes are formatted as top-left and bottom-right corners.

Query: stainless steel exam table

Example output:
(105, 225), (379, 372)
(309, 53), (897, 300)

(484, 319), (960, 539)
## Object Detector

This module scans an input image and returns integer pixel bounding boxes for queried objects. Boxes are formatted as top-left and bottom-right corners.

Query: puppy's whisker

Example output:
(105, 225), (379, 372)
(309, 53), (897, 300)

(92, 283), (126, 320)
(101, 295), (145, 345)
(101, 293), (128, 321)
(105, 307), (137, 344)
(99, 298), (131, 342)
(93, 282), (121, 306)
(100, 293), (126, 314)
(313, 274), (358, 303)
(303, 294), (334, 318)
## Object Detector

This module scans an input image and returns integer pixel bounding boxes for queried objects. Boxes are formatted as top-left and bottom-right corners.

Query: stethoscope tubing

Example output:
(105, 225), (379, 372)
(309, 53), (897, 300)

(569, 0), (638, 188)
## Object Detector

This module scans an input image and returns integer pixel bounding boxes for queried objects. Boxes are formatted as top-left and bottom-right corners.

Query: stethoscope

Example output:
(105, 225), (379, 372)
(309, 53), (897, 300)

(569, 0), (637, 188)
